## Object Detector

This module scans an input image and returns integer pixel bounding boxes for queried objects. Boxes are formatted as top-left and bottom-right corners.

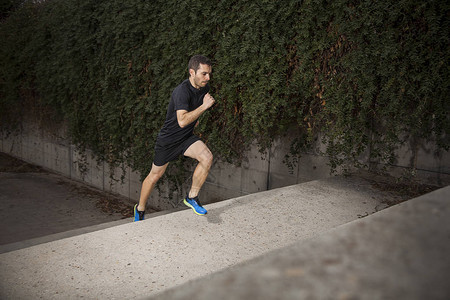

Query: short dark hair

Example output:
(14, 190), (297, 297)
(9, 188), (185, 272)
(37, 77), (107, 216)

(188, 55), (211, 73)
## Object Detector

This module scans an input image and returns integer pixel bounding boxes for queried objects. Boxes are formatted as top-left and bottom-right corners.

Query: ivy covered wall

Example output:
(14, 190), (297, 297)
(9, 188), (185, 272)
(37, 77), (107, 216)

(1, 0), (448, 183)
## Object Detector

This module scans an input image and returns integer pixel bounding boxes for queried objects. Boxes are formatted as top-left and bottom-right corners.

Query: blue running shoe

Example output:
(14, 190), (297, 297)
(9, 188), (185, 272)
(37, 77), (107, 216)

(134, 204), (145, 222)
(183, 195), (207, 215)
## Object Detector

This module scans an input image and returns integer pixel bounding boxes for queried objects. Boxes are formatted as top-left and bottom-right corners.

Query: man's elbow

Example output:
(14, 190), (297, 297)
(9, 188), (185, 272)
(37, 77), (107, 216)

(178, 119), (187, 128)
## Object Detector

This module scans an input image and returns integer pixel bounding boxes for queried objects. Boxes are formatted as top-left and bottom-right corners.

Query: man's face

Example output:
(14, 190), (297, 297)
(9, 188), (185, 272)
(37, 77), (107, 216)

(190, 63), (212, 89)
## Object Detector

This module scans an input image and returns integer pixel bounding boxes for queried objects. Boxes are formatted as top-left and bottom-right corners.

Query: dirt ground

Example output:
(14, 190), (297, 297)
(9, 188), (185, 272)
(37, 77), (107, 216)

(351, 168), (440, 207)
(0, 152), (158, 246)
(0, 152), (141, 217)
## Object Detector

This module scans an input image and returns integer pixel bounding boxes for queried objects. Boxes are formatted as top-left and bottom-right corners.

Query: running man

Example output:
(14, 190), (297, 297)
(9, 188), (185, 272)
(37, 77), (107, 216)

(134, 55), (215, 221)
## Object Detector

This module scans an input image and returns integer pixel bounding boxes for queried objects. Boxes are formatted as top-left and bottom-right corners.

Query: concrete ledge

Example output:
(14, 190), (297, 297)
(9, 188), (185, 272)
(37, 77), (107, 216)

(0, 176), (405, 299)
(0, 219), (129, 254)
(151, 185), (450, 300)
(0, 208), (186, 255)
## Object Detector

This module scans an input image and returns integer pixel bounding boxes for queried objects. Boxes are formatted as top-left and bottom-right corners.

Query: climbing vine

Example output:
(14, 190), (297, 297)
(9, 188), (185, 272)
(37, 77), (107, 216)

(1, 0), (448, 186)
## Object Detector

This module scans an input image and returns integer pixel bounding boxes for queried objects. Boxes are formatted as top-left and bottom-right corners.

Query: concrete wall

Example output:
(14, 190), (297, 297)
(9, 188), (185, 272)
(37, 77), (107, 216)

(1, 122), (449, 211)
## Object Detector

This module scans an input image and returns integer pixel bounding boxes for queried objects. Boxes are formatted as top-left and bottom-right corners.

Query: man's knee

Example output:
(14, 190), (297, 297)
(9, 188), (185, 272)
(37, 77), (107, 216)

(199, 149), (213, 168)
(145, 173), (159, 185)
(146, 165), (166, 184)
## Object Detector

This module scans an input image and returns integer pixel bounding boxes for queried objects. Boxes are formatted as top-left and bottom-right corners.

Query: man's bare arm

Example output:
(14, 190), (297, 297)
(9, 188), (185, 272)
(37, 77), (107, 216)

(177, 93), (215, 128)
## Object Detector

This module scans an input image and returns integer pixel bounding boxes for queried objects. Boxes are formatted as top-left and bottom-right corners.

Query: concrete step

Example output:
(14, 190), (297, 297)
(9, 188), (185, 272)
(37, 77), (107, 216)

(0, 176), (402, 300)
(0, 206), (185, 255)
(0, 218), (130, 254)
(152, 185), (450, 300)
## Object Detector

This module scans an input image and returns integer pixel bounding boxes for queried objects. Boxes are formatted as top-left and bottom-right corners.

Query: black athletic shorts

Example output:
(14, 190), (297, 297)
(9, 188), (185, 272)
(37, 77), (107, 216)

(153, 135), (200, 166)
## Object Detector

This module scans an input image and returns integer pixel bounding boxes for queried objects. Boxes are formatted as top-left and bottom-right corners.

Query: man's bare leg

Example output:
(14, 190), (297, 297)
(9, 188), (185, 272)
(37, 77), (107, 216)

(137, 163), (168, 211)
(184, 141), (213, 198)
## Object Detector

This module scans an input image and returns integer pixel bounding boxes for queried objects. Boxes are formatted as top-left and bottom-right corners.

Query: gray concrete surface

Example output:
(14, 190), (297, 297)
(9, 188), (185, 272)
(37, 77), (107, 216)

(152, 185), (450, 300)
(0, 176), (411, 300)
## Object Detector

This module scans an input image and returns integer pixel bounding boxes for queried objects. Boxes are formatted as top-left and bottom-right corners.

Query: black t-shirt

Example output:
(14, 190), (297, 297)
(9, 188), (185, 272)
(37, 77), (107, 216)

(157, 79), (210, 145)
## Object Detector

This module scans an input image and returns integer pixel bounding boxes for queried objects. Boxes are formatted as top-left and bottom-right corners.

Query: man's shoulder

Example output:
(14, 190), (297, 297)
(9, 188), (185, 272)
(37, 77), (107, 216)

(174, 79), (191, 91)
(172, 80), (189, 99)
(172, 79), (191, 97)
